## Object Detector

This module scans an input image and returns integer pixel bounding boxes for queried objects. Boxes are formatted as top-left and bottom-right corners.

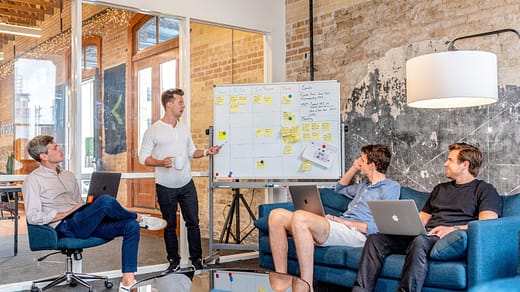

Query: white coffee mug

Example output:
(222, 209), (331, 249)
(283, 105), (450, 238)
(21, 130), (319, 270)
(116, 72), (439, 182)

(174, 156), (185, 170)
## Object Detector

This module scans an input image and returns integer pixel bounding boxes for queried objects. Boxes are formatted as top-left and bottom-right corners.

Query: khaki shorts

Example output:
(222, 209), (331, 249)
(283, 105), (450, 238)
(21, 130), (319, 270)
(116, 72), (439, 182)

(318, 219), (366, 247)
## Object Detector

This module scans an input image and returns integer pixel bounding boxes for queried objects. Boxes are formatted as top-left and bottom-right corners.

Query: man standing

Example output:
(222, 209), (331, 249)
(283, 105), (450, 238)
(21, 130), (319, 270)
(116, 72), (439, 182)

(352, 142), (502, 292)
(268, 144), (400, 289)
(139, 88), (220, 272)
(23, 135), (166, 292)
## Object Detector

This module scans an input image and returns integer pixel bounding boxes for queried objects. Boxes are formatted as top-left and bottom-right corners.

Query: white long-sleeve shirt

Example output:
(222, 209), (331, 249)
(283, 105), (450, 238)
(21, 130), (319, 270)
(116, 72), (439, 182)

(22, 165), (83, 228)
(139, 120), (196, 188)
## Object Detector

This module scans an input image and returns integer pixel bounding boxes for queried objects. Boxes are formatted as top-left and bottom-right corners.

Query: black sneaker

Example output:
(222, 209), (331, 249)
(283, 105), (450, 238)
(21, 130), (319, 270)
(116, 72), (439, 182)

(191, 258), (203, 270)
(164, 258), (180, 274)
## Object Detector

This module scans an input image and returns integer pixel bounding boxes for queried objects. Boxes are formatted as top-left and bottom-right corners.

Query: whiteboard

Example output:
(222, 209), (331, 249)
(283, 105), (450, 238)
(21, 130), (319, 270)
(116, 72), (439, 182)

(213, 81), (342, 179)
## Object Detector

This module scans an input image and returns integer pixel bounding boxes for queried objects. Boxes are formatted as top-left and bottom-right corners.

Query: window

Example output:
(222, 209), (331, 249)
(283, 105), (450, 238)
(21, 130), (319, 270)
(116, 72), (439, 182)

(137, 16), (179, 51)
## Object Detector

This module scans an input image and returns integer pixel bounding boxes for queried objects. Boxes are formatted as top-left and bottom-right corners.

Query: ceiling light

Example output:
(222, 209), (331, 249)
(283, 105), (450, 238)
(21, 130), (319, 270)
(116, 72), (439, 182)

(406, 51), (498, 108)
(0, 52), (4, 60)
(406, 28), (520, 108)
(0, 23), (41, 38)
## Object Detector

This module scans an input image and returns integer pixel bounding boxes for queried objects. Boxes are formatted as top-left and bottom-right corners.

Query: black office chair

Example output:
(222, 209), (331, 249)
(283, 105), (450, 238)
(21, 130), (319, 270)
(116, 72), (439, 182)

(27, 223), (114, 291)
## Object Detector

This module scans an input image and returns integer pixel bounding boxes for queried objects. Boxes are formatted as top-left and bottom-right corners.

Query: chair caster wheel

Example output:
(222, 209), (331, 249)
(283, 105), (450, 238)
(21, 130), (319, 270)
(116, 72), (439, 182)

(30, 285), (40, 292)
(105, 280), (114, 289)
(70, 280), (78, 287)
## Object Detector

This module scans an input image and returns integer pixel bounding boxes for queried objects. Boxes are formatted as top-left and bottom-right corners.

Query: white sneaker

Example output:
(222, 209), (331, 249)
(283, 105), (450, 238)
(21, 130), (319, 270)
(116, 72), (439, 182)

(138, 215), (167, 231)
(119, 280), (137, 292)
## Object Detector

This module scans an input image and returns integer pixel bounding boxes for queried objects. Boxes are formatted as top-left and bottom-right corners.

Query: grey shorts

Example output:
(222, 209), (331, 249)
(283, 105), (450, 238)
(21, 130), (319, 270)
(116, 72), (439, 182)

(318, 219), (367, 247)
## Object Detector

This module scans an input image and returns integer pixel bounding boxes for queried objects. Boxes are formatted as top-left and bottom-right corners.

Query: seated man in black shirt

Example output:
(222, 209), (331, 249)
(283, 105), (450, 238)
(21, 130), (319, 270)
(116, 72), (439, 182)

(352, 142), (502, 292)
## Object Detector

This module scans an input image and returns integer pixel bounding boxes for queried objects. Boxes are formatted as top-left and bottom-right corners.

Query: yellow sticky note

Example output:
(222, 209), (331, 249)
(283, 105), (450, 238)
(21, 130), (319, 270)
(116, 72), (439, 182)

(302, 123), (311, 131)
(216, 96), (225, 105)
(301, 159), (311, 171)
(303, 133), (311, 141)
(255, 128), (264, 137)
(239, 96), (248, 105)
(283, 112), (296, 123)
(282, 95), (292, 104)
(254, 95), (263, 104)
(231, 96), (239, 104)
(218, 130), (227, 140)
(265, 128), (273, 137)
(281, 126), (291, 137)
(312, 122), (320, 130)
(258, 287), (267, 292)
(284, 145), (293, 154)
(322, 122), (331, 131)
(230, 103), (239, 113)
(264, 96), (272, 105)
(290, 135), (300, 143)
(290, 126), (300, 136)
(311, 132), (320, 141)
(324, 133), (333, 142)
(256, 160), (265, 169)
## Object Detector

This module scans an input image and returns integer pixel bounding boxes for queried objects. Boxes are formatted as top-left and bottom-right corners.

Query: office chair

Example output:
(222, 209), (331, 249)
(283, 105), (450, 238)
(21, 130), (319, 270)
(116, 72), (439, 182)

(27, 223), (114, 291)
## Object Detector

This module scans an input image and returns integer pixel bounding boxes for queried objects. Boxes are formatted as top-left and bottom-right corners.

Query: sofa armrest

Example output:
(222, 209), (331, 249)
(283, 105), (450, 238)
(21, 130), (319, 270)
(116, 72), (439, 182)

(467, 215), (520, 287)
(258, 202), (295, 218)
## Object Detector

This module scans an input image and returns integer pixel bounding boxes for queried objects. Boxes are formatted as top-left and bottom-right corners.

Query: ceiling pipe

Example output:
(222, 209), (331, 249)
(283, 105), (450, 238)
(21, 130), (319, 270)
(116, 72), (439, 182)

(309, 0), (314, 81)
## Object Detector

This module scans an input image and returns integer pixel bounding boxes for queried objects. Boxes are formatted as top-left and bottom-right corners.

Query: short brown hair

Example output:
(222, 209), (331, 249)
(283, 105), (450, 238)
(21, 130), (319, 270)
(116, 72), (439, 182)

(361, 144), (392, 174)
(27, 135), (54, 162)
(449, 142), (483, 177)
(161, 88), (184, 108)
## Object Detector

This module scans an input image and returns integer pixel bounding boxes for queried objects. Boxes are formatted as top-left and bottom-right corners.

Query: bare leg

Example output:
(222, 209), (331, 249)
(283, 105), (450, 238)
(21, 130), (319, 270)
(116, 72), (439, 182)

(121, 272), (135, 287)
(291, 210), (330, 290)
(268, 208), (294, 274)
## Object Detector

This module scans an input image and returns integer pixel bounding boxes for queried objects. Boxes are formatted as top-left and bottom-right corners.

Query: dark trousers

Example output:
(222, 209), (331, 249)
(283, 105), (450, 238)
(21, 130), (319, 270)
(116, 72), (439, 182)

(352, 233), (439, 292)
(156, 180), (202, 262)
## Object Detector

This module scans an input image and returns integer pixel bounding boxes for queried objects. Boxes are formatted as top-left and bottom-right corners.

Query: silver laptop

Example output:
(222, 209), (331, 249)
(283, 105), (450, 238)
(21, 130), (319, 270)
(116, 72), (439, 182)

(289, 185), (325, 216)
(86, 172), (121, 204)
(367, 200), (428, 236)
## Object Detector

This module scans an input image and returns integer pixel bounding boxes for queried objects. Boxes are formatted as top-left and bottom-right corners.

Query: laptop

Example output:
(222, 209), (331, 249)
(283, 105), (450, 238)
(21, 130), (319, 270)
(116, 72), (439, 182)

(367, 200), (428, 236)
(289, 185), (325, 216)
(85, 172), (122, 204)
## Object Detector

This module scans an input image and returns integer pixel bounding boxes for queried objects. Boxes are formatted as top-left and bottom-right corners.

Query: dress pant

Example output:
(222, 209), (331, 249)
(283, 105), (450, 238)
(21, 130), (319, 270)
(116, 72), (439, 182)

(353, 233), (439, 292)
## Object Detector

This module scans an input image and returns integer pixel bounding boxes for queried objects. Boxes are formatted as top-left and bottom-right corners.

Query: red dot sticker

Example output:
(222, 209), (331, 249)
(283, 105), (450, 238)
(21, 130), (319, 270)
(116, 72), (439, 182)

(322, 144), (326, 148)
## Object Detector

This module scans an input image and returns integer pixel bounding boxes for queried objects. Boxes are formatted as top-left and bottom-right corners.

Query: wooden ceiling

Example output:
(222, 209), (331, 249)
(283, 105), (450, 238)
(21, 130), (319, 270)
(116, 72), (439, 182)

(0, 0), (60, 48)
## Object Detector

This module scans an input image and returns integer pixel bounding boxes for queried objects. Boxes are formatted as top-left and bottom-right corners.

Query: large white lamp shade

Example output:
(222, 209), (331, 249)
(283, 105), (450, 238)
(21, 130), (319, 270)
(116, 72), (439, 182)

(406, 51), (498, 108)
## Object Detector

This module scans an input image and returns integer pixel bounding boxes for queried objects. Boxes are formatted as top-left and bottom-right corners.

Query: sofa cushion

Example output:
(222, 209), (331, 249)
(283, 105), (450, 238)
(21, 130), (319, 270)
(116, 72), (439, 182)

(320, 188), (351, 216)
(254, 217), (269, 233)
(378, 254), (468, 290)
(430, 230), (468, 260)
(501, 193), (520, 217)
(399, 186), (429, 210)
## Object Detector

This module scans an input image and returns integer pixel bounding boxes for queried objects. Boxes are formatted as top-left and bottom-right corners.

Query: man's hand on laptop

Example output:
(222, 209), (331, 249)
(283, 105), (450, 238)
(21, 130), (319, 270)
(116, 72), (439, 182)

(427, 226), (455, 238)
(51, 203), (85, 222)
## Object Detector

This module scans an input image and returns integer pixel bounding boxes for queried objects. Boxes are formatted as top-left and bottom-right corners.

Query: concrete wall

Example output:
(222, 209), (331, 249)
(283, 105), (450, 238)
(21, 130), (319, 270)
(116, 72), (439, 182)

(286, 0), (520, 194)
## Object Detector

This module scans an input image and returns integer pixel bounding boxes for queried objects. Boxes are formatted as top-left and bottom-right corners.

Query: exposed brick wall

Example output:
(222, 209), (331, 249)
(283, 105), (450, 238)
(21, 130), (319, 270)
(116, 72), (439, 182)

(190, 22), (265, 243)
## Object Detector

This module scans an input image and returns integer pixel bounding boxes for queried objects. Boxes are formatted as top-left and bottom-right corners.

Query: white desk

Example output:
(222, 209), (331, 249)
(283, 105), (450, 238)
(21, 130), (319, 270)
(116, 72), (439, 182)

(0, 185), (21, 256)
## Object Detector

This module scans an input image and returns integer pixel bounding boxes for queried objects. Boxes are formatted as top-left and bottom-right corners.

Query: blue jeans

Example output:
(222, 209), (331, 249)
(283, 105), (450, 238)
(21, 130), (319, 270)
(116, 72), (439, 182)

(55, 195), (140, 273)
(156, 180), (202, 262)
(353, 233), (439, 292)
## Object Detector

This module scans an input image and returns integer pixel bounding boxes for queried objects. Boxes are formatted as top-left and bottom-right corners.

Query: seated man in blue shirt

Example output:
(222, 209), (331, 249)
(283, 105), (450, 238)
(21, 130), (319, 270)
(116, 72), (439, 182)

(268, 144), (400, 289)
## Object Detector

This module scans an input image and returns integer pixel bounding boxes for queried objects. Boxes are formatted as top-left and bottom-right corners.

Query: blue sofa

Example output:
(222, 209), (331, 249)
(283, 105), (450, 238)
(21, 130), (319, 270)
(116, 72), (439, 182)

(254, 187), (520, 291)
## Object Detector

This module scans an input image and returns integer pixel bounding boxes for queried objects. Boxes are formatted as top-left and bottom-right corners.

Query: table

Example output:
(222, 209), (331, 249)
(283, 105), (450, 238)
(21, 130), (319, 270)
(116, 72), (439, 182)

(0, 185), (21, 256)
(132, 268), (310, 292)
